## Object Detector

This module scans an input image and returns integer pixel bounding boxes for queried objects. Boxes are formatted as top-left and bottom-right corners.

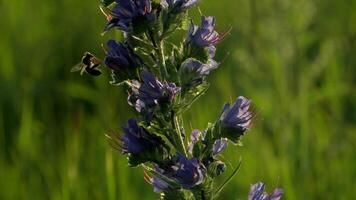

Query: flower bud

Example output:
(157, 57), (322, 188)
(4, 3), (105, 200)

(207, 160), (226, 177)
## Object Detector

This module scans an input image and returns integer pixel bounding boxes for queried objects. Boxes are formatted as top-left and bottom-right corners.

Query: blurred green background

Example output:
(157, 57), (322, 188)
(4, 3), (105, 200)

(1, 0), (355, 199)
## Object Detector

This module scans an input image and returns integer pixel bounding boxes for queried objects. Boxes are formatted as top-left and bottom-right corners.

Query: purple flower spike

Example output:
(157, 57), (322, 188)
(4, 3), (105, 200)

(248, 182), (283, 200)
(104, 40), (142, 71)
(220, 96), (253, 134)
(121, 118), (162, 154)
(104, 0), (153, 32)
(161, 0), (199, 13)
(171, 153), (205, 188)
(212, 138), (228, 155)
(187, 16), (220, 47)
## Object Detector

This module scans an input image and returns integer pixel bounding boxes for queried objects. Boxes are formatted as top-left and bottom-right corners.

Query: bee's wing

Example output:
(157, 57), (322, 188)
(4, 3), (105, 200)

(71, 63), (84, 72)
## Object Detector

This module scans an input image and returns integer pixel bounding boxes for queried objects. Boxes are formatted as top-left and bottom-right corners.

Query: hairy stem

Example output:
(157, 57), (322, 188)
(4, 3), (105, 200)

(147, 29), (168, 79)
(157, 40), (168, 79)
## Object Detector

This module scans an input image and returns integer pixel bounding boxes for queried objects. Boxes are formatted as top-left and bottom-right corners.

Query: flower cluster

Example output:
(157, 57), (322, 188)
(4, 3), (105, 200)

(128, 71), (181, 120)
(75, 0), (283, 199)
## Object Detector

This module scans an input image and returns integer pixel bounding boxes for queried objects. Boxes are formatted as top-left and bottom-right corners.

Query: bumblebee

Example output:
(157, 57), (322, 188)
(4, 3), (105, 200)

(71, 52), (102, 76)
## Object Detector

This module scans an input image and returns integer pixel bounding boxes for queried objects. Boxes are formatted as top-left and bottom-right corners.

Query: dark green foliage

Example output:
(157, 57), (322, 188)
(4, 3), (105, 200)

(183, 46), (211, 64)
(218, 123), (244, 144)
(128, 145), (169, 167)
(191, 177), (214, 200)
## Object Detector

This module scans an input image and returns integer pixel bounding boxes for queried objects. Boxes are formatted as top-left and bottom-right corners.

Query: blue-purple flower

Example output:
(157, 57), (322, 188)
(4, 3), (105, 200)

(104, 40), (142, 72)
(145, 167), (171, 193)
(184, 16), (222, 63)
(188, 129), (204, 154)
(138, 71), (181, 104)
(188, 129), (228, 156)
(128, 71), (181, 118)
(219, 96), (253, 142)
(248, 182), (283, 200)
(170, 153), (205, 188)
(121, 118), (163, 154)
(181, 58), (219, 77)
(150, 176), (170, 193)
(148, 154), (205, 190)
(212, 138), (228, 155)
(120, 119), (169, 166)
(104, 0), (154, 32)
(180, 58), (219, 88)
(161, 0), (199, 13)
(187, 16), (220, 47)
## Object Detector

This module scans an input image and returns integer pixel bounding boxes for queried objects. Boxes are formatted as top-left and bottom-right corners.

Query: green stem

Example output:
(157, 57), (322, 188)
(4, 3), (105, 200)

(147, 29), (168, 79)
(157, 41), (168, 79)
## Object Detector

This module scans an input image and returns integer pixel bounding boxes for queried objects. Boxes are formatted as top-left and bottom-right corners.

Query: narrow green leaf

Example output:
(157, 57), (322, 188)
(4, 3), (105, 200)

(213, 158), (242, 199)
